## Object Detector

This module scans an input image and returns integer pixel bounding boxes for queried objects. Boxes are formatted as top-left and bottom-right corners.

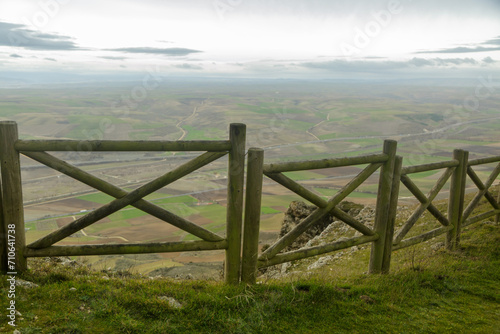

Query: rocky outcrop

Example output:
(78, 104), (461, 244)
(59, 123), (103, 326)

(261, 200), (376, 279)
(278, 200), (366, 252)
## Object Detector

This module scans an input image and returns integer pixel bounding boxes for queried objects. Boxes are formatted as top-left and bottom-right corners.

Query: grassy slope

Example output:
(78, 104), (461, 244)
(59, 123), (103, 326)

(1, 219), (499, 333)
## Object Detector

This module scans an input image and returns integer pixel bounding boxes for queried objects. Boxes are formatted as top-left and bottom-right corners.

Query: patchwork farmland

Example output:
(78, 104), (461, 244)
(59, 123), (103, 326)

(3, 80), (499, 276)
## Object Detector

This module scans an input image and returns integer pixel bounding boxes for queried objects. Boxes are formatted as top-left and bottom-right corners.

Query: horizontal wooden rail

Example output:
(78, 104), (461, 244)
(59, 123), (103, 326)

(15, 139), (231, 152)
(263, 153), (387, 173)
(392, 225), (452, 251)
(28, 151), (226, 249)
(463, 209), (500, 227)
(468, 156), (500, 166)
(401, 160), (459, 175)
(23, 151), (224, 242)
(258, 235), (378, 268)
(25, 240), (228, 257)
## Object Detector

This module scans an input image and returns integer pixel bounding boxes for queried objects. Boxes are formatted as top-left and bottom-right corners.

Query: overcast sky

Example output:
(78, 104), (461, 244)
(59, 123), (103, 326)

(1, 0), (500, 80)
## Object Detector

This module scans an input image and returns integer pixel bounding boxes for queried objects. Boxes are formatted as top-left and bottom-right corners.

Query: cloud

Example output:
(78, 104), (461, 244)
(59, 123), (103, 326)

(417, 58), (478, 66)
(174, 63), (203, 70)
(300, 59), (405, 72)
(419, 46), (500, 54)
(417, 35), (500, 54)
(483, 56), (496, 64)
(99, 56), (127, 60)
(108, 47), (201, 56)
(299, 57), (482, 72)
(484, 37), (500, 45)
(0, 21), (80, 50)
(9, 54), (22, 58)
(44, 58), (57, 62)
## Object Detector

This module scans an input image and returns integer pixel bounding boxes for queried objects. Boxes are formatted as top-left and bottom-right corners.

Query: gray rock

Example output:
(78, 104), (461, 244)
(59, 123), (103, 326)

(15, 279), (39, 288)
(279, 201), (364, 251)
(307, 255), (333, 270)
(158, 296), (182, 309)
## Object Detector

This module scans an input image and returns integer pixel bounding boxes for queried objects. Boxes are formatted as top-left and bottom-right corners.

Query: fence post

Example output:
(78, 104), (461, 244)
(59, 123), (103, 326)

(369, 140), (397, 274)
(241, 148), (264, 284)
(446, 149), (468, 250)
(381, 155), (402, 273)
(0, 121), (27, 272)
(225, 123), (246, 284)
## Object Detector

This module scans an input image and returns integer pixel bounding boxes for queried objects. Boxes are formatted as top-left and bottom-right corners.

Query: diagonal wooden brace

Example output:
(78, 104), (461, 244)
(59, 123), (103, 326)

(462, 163), (500, 222)
(393, 167), (454, 244)
(399, 174), (450, 226)
(265, 172), (375, 236)
(23, 151), (225, 242)
(466, 166), (500, 211)
(259, 162), (382, 260)
(28, 151), (226, 249)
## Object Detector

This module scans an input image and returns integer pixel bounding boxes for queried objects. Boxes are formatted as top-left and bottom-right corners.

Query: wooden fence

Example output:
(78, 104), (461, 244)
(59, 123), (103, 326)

(1, 120), (499, 285)
(0, 121), (246, 285)
(240, 144), (500, 284)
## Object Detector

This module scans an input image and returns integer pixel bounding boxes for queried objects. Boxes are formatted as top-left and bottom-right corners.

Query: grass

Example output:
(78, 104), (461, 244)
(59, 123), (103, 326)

(151, 195), (198, 205)
(2, 217), (499, 333)
(0, 221), (498, 333)
(260, 206), (282, 215)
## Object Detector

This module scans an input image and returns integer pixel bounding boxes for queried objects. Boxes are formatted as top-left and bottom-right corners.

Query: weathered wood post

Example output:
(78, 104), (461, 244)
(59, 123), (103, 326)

(369, 140), (397, 274)
(446, 149), (468, 250)
(225, 123), (246, 284)
(381, 155), (403, 273)
(241, 148), (264, 284)
(0, 121), (27, 272)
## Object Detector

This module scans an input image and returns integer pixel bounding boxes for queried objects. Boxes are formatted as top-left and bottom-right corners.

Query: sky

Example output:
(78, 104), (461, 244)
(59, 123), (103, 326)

(1, 0), (500, 82)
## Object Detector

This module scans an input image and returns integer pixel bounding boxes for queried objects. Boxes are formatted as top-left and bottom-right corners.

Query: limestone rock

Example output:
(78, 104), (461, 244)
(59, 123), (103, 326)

(158, 296), (182, 309)
(15, 279), (39, 289)
(279, 200), (365, 251)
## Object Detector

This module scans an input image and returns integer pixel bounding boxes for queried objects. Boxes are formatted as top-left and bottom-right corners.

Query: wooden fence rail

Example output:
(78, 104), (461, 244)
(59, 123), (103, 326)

(1, 120), (499, 285)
